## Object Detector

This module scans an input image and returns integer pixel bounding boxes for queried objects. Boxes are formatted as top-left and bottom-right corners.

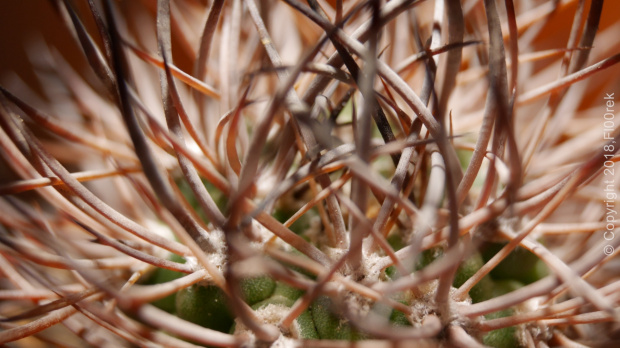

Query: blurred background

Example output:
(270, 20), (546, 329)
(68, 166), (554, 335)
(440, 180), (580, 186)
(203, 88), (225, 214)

(1, 0), (619, 105)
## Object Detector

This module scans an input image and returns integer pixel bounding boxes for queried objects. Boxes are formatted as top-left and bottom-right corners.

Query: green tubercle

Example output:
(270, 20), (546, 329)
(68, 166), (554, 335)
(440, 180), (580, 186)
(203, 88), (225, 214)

(175, 275), (274, 333)
(483, 309), (521, 348)
(311, 296), (366, 341)
(230, 283), (318, 339)
(175, 283), (234, 333)
(453, 253), (494, 303)
(239, 276), (276, 306)
(296, 308), (320, 339)
(143, 254), (186, 313)
(482, 243), (548, 284)
(272, 281), (305, 302)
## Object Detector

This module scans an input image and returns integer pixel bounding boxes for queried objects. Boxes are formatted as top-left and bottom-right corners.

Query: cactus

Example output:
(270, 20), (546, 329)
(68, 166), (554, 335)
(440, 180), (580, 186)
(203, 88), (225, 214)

(0, 0), (619, 347)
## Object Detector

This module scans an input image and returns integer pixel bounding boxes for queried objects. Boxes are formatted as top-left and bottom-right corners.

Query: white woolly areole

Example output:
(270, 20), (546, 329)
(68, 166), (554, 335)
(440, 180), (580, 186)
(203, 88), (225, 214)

(322, 245), (347, 264)
(200, 228), (227, 273)
(239, 334), (297, 348)
(235, 303), (288, 331)
(344, 290), (373, 319)
(233, 303), (300, 347)
(177, 229), (228, 281)
(360, 236), (386, 283)
(396, 280), (474, 329)
(518, 296), (551, 344)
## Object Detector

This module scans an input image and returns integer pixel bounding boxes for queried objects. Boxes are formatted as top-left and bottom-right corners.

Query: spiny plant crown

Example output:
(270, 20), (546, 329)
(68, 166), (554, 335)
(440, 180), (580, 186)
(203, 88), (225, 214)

(0, 0), (619, 347)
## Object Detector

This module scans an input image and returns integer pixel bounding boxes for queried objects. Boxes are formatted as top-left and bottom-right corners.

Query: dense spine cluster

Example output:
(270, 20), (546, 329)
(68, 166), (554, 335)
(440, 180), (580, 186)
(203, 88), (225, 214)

(0, 0), (619, 347)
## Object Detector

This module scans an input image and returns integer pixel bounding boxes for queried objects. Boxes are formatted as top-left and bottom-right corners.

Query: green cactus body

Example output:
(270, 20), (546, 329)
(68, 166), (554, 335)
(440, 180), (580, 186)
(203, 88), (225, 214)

(389, 304), (412, 327)
(273, 207), (317, 235)
(175, 276), (275, 333)
(483, 309), (520, 348)
(416, 247), (444, 271)
(311, 296), (366, 340)
(483, 326), (519, 348)
(272, 281), (305, 302)
(239, 276), (277, 306)
(482, 279), (525, 348)
(144, 254), (186, 313)
(295, 308), (320, 339)
(482, 243), (548, 284)
(453, 253), (495, 303)
(176, 283), (234, 333)
(492, 279), (525, 298)
(230, 283), (318, 339)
